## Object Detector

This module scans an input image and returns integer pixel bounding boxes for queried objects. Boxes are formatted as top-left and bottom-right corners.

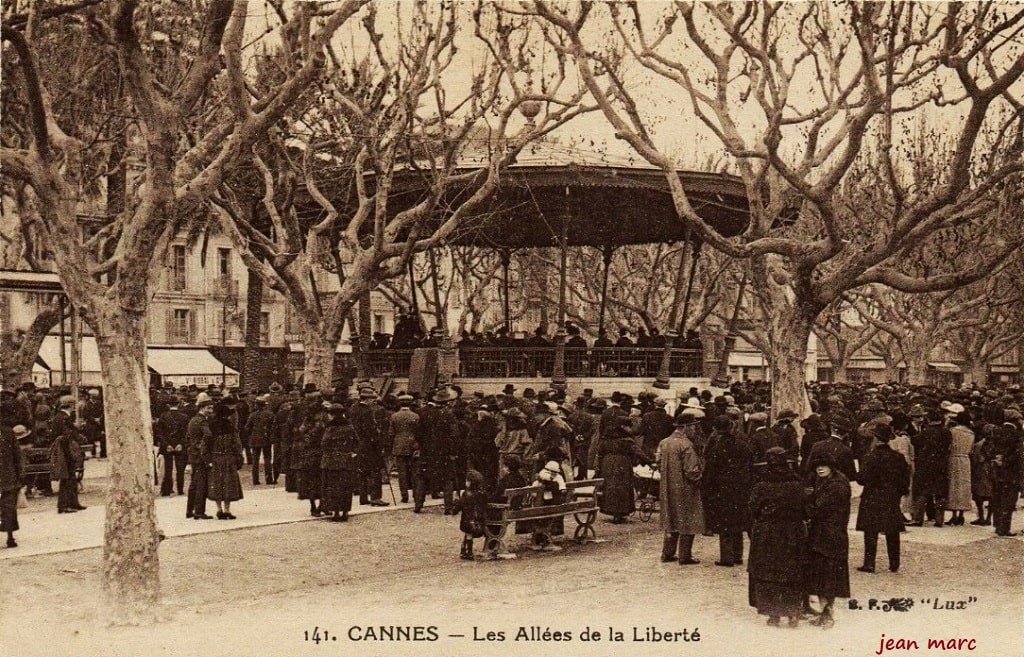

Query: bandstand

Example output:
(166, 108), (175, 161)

(352, 149), (750, 398)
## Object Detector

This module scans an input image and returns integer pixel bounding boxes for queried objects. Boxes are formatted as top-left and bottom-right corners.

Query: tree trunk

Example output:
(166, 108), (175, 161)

(963, 358), (988, 386)
(302, 326), (335, 391)
(768, 307), (814, 422)
(832, 362), (850, 384)
(1, 304), (61, 389)
(240, 268), (264, 390)
(357, 290), (372, 380)
(94, 311), (161, 622)
(905, 352), (930, 386)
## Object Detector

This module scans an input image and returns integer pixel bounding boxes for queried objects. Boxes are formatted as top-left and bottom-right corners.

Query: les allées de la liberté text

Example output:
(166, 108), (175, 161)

(308, 626), (701, 644)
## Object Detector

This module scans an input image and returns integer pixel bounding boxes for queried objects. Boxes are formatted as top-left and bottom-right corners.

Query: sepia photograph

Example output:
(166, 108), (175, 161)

(1, 1), (1022, 656)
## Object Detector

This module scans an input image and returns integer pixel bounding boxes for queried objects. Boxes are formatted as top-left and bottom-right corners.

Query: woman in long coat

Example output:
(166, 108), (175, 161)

(805, 454), (852, 628)
(748, 448), (807, 628)
(945, 413), (974, 525)
(296, 402), (326, 516)
(320, 403), (358, 522)
(702, 414), (754, 567)
(207, 403), (244, 519)
(1, 421), (25, 548)
(598, 416), (649, 523)
(657, 413), (704, 564)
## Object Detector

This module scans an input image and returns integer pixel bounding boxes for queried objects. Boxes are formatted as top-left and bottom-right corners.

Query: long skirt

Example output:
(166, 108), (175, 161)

(320, 469), (354, 513)
(0, 488), (19, 532)
(749, 576), (804, 618)
(805, 552), (850, 599)
(285, 467), (299, 493)
(599, 454), (635, 517)
(298, 466), (322, 501)
(208, 457), (243, 502)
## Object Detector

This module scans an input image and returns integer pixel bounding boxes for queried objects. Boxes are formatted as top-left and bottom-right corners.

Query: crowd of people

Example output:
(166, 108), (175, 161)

(373, 313), (704, 352)
(2, 376), (1022, 630)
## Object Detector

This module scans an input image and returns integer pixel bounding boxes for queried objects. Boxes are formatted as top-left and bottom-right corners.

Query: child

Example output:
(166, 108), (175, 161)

(530, 460), (568, 547)
(455, 469), (488, 560)
(535, 460), (567, 503)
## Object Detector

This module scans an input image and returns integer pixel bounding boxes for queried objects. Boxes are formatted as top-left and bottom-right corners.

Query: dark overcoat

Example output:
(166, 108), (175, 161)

(598, 436), (646, 517)
(207, 417), (244, 502)
(747, 473), (807, 585)
(702, 431), (754, 534)
(910, 426), (951, 496)
(806, 471), (852, 598)
(856, 444), (910, 534)
(320, 419), (358, 513)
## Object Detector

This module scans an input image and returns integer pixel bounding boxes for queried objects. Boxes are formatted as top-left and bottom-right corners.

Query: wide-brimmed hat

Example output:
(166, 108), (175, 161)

(909, 404), (927, 418)
(523, 388), (536, 399)
(269, 383), (283, 393)
(358, 386), (377, 400)
(587, 398), (608, 411)
(397, 394), (414, 404)
(58, 395), (75, 408)
(502, 384), (516, 395)
(945, 403), (965, 415)
(681, 397), (704, 411)
(302, 383), (320, 396)
(195, 392), (213, 408)
(540, 401), (559, 414)
(776, 409), (798, 421)
(675, 408), (704, 425)
(432, 387), (455, 403)
(12, 425), (31, 441)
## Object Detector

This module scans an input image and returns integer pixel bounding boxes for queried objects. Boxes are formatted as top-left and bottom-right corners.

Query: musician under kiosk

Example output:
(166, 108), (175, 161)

(311, 148), (750, 396)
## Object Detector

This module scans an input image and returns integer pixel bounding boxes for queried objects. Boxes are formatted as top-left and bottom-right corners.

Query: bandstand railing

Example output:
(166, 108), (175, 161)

(365, 347), (704, 378)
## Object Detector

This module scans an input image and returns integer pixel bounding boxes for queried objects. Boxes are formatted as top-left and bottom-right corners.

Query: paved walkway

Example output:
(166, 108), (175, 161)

(5, 463), (440, 559)
(6, 458), (1018, 560)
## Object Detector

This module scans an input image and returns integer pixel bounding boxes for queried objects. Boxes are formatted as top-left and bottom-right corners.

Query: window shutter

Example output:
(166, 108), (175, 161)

(188, 308), (197, 344)
(165, 308), (175, 343)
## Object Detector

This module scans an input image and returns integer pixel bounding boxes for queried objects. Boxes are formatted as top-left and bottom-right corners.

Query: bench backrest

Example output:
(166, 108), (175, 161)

(499, 478), (604, 505)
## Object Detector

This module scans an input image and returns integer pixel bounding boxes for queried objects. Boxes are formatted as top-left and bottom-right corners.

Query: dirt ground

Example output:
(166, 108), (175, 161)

(2, 500), (1022, 657)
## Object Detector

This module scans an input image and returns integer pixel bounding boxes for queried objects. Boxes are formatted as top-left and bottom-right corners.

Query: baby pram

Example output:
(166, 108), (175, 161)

(632, 464), (660, 522)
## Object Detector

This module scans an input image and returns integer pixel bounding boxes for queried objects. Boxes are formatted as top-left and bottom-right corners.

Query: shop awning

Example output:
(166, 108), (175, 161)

(36, 335), (102, 373)
(928, 361), (961, 373)
(728, 352), (767, 368)
(146, 347), (238, 387)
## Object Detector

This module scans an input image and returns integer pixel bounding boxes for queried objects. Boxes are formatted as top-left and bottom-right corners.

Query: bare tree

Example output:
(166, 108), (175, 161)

(213, 2), (593, 388)
(1, 0), (367, 618)
(530, 1), (1024, 417)
(814, 301), (880, 383)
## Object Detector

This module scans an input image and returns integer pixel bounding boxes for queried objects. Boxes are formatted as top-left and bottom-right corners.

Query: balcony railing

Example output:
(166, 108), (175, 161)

(364, 347), (704, 379)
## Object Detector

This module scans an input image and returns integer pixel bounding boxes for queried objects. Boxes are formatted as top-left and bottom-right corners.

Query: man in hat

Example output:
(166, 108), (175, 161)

(156, 396), (189, 496)
(185, 393), (215, 519)
(909, 409), (951, 527)
(245, 394), (277, 485)
(565, 397), (598, 480)
(525, 402), (573, 475)
(640, 397), (674, 461)
(754, 410), (798, 463)
(658, 410), (705, 564)
(418, 387), (461, 513)
(389, 394), (420, 504)
(50, 395), (85, 513)
(351, 386), (389, 507)
(855, 425), (910, 573)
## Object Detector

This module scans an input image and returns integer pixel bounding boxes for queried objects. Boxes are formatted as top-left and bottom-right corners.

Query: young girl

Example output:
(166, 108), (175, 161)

(456, 469), (489, 560)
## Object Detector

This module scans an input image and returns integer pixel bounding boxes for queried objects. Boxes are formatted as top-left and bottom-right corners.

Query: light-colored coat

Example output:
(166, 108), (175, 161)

(657, 428), (704, 534)
(946, 425), (974, 511)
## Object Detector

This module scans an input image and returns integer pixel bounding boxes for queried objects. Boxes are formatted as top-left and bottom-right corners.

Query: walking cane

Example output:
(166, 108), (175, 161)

(384, 467), (398, 505)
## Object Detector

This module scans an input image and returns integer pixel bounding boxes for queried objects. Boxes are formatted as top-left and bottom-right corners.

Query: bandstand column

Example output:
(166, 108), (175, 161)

(596, 245), (615, 339)
(408, 256), (419, 315)
(654, 238), (692, 390)
(428, 247), (455, 387)
(500, 249), (512, 333)
(551, 217), (570, 392)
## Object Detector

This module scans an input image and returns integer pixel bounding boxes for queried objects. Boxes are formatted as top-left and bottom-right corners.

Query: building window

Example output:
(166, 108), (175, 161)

(168, 308), (193, 343)
(217, 248), (232, 278)
(260, 311), (270, 346)
(373, 313), (385, 334)
(171, 245), (187, 291)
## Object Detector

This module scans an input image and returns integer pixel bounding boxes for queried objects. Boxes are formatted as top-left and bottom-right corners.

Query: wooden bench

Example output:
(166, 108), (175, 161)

(485, 478), (604, 557)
